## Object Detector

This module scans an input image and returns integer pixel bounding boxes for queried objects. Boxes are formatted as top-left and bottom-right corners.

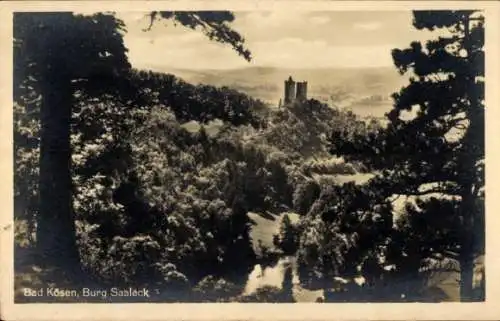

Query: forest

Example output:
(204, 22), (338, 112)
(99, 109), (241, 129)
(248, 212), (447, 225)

(13, 10), (484, 303)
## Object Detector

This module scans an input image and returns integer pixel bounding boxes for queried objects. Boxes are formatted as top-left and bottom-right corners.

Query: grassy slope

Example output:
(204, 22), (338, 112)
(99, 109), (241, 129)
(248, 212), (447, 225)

(247, 212), (300, 253)
(246, 212), (323, 301)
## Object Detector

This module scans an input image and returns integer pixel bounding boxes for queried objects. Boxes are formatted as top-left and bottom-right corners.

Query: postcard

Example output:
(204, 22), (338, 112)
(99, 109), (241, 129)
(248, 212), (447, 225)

(1, 1), (500, 320)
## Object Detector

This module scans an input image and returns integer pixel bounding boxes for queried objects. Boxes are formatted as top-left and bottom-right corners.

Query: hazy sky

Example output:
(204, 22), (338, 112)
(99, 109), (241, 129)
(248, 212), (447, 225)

(116, 11), (435, 70)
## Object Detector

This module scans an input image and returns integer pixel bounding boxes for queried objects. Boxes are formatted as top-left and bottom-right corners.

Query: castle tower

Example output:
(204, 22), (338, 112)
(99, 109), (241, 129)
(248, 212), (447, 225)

(284, 76), (296, 105)
(296, 81), (308, 101)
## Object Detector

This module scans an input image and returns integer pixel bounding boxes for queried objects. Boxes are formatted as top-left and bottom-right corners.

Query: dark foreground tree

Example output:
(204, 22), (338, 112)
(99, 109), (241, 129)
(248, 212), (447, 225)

(281, 264), (295, 302)
(331, 10), (484, 301)
(14, 13), (131, 269)
(14, 11), (251, 270)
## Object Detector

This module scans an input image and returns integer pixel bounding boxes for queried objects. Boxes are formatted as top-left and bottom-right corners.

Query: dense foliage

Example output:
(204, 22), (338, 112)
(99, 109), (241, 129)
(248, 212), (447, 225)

(14, 10), (483, 303)
(15, 75), (277, 286)
(128, 69), (268, 127)
(14, 10), (254, 270)
(15, 64), (368, 300)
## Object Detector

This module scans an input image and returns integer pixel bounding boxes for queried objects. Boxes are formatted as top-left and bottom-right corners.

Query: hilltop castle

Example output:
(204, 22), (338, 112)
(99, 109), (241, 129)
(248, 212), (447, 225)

(281, 76), (308, 107)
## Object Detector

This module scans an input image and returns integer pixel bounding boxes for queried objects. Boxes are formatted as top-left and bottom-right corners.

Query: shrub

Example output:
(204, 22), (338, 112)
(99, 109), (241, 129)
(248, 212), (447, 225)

(79, 233), (163, 285)
(292, 179), (321, 215)
(273, 214), (301, 255)
(192, 275), (241, 302)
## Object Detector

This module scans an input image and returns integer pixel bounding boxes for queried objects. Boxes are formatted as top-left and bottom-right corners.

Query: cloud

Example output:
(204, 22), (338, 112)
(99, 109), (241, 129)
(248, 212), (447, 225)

(309, 15), (331, 25)
(117, 10), (420, 70)
(236, 11), (301, 29)
(232, 11), (346, 43)
(353, 21), (383, 31)
(125, 29), (397, 70)
(124, 30), (251, 70)
(250, 38), (396, 68)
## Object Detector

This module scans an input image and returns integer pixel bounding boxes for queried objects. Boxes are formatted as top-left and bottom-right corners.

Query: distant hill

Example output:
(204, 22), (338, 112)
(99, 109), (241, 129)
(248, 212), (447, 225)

(142, 65), (410, 118)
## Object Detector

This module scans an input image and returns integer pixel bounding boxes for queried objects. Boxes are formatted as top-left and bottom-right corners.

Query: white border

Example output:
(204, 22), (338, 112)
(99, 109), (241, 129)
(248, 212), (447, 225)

(1, 1), (499, 320)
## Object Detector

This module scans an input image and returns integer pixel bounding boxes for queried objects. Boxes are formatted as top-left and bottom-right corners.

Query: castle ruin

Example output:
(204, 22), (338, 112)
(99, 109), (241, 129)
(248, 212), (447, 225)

(296, 81), (308, 101)
(282, 76), (308, 106)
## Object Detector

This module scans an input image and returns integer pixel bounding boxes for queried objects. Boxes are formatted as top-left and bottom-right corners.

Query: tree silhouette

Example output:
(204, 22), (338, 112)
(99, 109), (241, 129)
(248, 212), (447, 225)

(281, 264), (295, 302)
(330, 10), (484, 301)
(145, 12), (251, 62)
(14, 11), (252, 271)
(14, 13), (131, 270)
(274, 214), (300, 255)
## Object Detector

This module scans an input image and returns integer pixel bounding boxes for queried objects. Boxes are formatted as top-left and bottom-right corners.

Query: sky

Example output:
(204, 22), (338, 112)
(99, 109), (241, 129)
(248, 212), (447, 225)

(116, 11), (437, 71)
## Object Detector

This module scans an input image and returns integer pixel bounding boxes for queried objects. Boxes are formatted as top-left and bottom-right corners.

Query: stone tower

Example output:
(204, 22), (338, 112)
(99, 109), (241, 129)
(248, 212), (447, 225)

(296, 81), (308, 101)
(284, 76), (296, 105)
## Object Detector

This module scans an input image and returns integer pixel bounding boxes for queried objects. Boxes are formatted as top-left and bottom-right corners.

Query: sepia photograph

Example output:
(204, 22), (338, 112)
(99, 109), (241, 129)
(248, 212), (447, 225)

(2, 1), (500, 320)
